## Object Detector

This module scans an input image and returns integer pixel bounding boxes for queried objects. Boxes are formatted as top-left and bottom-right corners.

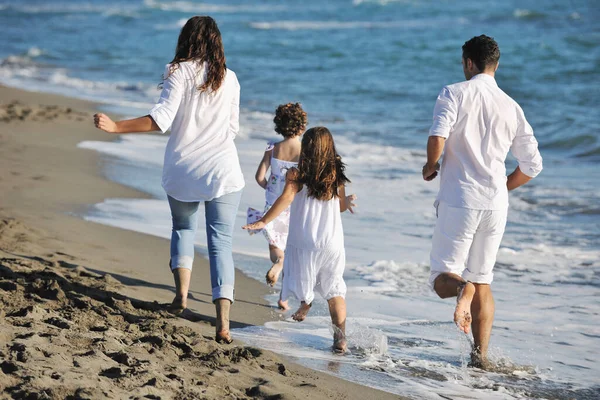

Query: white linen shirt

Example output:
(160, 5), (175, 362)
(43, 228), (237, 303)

(149, 61), (245, 202)
(429, 73), (543, 210)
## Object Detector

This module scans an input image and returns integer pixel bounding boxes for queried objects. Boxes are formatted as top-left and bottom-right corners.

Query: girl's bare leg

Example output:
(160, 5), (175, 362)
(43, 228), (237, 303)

(266, 245), (284, 286)
(327, 296), (347, 353)
(277, 288), (290, 311)
(276, 269), (289, 310)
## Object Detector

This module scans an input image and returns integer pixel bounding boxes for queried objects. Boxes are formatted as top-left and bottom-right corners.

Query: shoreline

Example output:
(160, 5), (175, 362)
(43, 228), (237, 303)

(0, 85), (404, 399)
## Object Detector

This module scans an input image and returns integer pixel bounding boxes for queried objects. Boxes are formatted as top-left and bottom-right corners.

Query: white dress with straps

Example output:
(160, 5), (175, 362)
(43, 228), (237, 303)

(247, 142), (297, 250)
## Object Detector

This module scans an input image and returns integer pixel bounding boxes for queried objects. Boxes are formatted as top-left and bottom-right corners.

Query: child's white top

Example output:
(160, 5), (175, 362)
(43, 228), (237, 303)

(246, 142), (298, 251)
(266, 145), (298, 206)
(149, 61), (245, 202)
(287, 187), (344, 250)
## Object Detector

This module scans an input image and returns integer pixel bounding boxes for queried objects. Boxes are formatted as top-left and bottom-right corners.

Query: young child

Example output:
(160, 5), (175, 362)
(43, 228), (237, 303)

(247, 103), (306, 310)
(244, 127), (356, 353)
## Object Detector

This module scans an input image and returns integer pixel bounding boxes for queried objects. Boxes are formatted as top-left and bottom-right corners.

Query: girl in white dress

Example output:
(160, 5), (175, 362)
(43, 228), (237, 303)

(244, 127), (356, 353)
(247, 103), (306, 310)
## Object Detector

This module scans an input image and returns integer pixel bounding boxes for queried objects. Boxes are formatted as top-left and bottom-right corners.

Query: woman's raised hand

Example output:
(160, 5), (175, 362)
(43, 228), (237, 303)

(93, 113), (118, 133)
(346, 194), (357, 214)
(242, 220), (266, 231)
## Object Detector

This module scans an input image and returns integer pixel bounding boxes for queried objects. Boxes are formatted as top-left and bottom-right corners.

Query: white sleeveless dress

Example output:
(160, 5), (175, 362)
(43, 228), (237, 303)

(246, 142), (297, 250)
(281, 187), (347, 305)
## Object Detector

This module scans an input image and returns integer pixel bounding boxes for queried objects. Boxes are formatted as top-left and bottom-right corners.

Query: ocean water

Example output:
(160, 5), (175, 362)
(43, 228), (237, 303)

(1, 0), (599, 398)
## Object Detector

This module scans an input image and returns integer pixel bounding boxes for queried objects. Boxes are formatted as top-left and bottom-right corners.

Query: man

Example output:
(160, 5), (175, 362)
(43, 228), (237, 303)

(422, 35), (543, 368)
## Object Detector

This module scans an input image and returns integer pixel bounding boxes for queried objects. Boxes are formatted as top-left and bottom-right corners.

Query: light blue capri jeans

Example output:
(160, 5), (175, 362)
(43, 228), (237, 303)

(167, 189), (242, 303)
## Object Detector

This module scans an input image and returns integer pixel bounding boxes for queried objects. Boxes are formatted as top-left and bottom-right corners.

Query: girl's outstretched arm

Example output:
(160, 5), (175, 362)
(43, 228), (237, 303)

(255, 150), (271, 189)
(243, 169), (299, 230)
(94, 114), (160, 134)
(338, 185), (357, 214)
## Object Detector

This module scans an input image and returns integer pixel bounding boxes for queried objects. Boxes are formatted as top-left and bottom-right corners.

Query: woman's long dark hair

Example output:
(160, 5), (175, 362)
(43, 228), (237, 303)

(296, 127), (350, 201)
(164, 16), (226, 93)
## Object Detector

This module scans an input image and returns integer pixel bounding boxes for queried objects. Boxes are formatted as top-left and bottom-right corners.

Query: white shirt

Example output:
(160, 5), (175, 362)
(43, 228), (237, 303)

(429, 73), (543, 210)
(149, 61), (245, 202)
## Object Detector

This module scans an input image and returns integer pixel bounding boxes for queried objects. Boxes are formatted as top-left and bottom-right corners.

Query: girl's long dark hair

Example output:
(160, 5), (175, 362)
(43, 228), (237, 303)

(296, 127), (350, 201)
(164, 16), (226, 93)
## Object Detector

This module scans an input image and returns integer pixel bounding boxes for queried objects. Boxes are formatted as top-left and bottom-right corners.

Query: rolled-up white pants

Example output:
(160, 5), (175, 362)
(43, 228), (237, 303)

(429, 202), (508, 289)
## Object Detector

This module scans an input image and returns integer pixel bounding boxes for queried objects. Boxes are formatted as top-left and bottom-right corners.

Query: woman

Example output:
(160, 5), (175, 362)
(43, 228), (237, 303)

(94, 16), (244, 344)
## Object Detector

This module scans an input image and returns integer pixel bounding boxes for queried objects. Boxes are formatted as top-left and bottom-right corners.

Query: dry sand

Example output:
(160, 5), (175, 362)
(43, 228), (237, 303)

(0, 86), (403, 399)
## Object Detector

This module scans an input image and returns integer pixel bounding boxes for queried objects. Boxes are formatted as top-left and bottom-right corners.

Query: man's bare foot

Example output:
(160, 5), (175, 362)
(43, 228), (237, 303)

(469, 350), (491, 370)
(167, 296), (187, 314)
(454, 282), (475, 334)
(291, 302), (311, 321)
(278, 298), (290, 311)
(266, 257), (283, 287)
(333, 337), (347, 354)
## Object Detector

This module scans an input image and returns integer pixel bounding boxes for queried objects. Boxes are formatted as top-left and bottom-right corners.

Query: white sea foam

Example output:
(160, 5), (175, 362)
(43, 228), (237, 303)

(4, 3), (141, 17)
(233, 311), (572, 399)
(25, 47), (43, 58)
(353, 0), (414, 5)
(79, 135), (166, 167)
(144, 0), (286, 13)
(0, 53), (156, 112)
(514, 9), (533, 18)
(250, 18), (468, 31)
(350, 260), (431, 295)
(154, 18), (189, 31)
(513, 9), (545, 19)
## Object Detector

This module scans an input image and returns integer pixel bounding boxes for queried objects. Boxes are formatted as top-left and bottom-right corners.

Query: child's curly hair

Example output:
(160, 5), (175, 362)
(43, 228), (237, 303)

(273, 102), (307, 138)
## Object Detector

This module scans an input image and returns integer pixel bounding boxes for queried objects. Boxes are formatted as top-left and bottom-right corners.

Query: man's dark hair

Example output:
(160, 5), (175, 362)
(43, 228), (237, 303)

(462, 35), (500, 72)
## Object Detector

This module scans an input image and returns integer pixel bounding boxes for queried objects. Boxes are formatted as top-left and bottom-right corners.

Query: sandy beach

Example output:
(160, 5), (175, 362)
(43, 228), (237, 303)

(0, 85), (403, 400)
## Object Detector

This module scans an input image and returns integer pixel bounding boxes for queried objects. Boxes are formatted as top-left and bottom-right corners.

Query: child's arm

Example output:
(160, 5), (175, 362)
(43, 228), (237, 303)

(243, 169), (299, 230)
(254, 149), (271, 189)
(338, 185), (357, 214)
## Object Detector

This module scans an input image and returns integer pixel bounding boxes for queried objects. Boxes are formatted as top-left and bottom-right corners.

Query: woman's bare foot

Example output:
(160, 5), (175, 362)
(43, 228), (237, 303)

(167, 296), (187, 314)
(291, 302), (311, 321)
(278, 298), (290, 311)
(454, 282), (476, 334)
(266, 257), (284, 287)
(215, 330), (233, 344)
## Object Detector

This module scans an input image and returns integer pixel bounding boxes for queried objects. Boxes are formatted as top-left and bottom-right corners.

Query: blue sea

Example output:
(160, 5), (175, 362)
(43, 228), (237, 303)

(1, 1), (599, 398)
